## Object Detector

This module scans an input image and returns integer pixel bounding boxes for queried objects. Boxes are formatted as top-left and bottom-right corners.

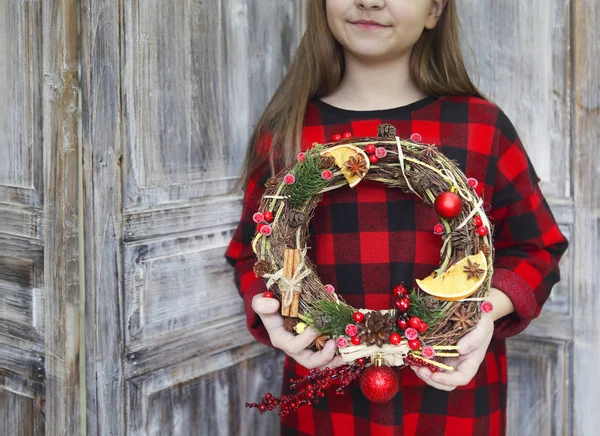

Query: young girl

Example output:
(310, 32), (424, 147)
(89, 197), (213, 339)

(225, 1), (569, 435)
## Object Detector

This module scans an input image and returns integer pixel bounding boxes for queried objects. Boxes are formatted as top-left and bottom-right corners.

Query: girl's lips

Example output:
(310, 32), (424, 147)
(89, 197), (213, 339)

(350, 21), (390, 30)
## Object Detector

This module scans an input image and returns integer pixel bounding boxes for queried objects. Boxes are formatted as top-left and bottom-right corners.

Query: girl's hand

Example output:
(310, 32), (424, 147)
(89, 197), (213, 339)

(252, 293), (346, 371)
(410, 312), (495, 391)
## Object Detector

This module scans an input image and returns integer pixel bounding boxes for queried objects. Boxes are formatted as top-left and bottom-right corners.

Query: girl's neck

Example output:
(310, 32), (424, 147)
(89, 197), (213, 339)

(321, 50), (427, 111)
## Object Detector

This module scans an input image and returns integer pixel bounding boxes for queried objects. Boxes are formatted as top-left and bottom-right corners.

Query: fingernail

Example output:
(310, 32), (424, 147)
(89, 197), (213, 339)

(460, 344), (469, 354)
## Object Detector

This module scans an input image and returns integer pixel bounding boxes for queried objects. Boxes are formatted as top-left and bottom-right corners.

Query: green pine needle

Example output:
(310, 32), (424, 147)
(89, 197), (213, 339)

(299, 298), (355, 337)
(284, 150), (328, 207)
(407, 290), (445, 328)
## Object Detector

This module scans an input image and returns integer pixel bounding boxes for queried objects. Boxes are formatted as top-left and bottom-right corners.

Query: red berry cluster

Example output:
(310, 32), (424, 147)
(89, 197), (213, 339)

(332, 132), (353, 141)
(404, 353), (440, 372)
(473, 214), (489, 236)
(246, 360), (368, 415)
(392, 284), (428, 350)
(364, 143), (387, 164)
(253, 210), (274, 236)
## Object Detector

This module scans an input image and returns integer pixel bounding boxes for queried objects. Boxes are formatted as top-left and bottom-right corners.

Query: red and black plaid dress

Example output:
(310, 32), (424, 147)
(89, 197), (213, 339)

(225, 95), (569, 436)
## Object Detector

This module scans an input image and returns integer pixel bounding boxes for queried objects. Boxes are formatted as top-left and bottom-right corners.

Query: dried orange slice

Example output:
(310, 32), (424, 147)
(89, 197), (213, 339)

(415, 251), (487, 301)
(320, 144), (370, 188)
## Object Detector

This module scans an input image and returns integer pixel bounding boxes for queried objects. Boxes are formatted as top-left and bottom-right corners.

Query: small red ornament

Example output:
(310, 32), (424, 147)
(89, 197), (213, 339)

(359, 356), (399, 403)
(467, 177), (478, 188)
(395, 297), (410, 312)
(357, 357), (366, 365)
(474, 215), (483, 227)
(409, 316), (422, 329)
(392, 284), (408, 298)
(332, 133), (342, 141)
(342, 132), (353, 139)
(321, 169), (333, 180)
(257, 222), (267, 232)
(389, 333), (401, 345)
(353, 312), (365, 323)
(365, 143), (376, 154)
(375, 147), (388, 158)
(422, 346), (436, 359)
(351, 336), (362, 345)
(433, 223), (445, 235)
(408, 339), (421, 350)
(259, 224), (272, 236)
(434, 192), (463, 219)
(404, 327), (418, 341)
(252, 212), (264, 224)
(417, 321), (428, 333)
(369, 154), (379, 164)
(263, 291), (274, 298)
(263, 211), (273, 222)
(477, 226), (489, 236)
(284, 173), (296, 185)
(397, 318), (409, 330)
(336, 337), (348, 348)
(481, 300), (494, 314)
(324, 284), (336, 294)
(345, 324), (358, 337)
(410, 133), (422, 143)
(297, 152), (306, 162)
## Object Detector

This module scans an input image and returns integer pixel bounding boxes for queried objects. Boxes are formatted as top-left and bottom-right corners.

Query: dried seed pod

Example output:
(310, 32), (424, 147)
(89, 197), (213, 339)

(253, 259), (272, 277)
(378, 123), (397, 138)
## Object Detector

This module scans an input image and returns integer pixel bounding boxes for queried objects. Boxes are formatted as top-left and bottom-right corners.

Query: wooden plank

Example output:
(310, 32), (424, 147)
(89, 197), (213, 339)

(572, 1), (600, 434)
(79, 0), (125, 434)
(1, 369), (46, 436)
(42, 0), (80, 434)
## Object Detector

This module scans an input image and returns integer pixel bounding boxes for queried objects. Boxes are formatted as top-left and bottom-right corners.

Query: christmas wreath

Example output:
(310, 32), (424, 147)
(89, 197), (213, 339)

(246, 124), (495, 415)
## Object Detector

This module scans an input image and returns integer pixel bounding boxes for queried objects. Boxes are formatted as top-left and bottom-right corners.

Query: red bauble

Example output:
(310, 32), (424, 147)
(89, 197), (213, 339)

(408, 339), (421, 350)
(351, 336), (362, 345)
(477, 226), (489, 236)
(332, 133), (342, 141)
(409, 316), (422, 329)
(263, 291), (274, 298)
(392, 284), (408, 298)
(353, 312), (365, 323)
(434, 192), (463, 219)
(389, 333), (401, 345)
(359, 360), (399, 403)
(474, 215), (483, 227)
(365, 143), (376, 154)
(342, 132), (353, 139)
(263, 211), (273, 222)
(395, 297), (410, 312)
(369, 154), (379, 164)
(397, 318), (409, 330)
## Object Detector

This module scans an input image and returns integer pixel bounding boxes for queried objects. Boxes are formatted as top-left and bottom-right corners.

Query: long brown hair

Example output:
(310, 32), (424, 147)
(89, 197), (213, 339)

(231, 0), (484, 193)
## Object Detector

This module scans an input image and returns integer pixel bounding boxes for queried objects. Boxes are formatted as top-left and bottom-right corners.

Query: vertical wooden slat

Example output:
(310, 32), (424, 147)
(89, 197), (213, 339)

(572, 1), (600, 434)
(80, 0), (125, 434)
(42, 0), (80, 434)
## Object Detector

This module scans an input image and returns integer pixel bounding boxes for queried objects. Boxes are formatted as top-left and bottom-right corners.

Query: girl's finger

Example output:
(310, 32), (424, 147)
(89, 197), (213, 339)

(431, 352), (482, 386)
(317, 354), (345, 371)
(294, 339), (337, 369)
(282, 327), (321, 355)
(410, 366), (455, 391)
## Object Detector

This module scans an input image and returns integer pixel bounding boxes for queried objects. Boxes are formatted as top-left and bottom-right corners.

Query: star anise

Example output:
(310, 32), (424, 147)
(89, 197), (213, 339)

(420, 143), (438, 158)
(448, 306), (476, 332)
(463, 259), (485, 280)
(310, 333), (331, 351)
(344, 155), (368, 177)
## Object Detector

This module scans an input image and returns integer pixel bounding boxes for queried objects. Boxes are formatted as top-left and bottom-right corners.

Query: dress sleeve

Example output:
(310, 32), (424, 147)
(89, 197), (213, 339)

(224, 157), (277, 349)
(487, 110), (569, 339)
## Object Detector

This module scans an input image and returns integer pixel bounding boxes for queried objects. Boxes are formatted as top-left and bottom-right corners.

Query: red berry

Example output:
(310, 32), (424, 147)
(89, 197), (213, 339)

(433, 223), (445, 235)
(481, 300), (494, 314)
(342, 132), (352, 139)
(392, 284), (408, 298)
(389, 333), (401, 345)
(369, 154), (379, 164)
(474, 215), (483, 227)
(408, 339), (421, 350)
(409, 316), (422, 329)
(357, 357), (366, 365)
(375, 147), (388, 158)
(365, 143), (376, 154)
(263, 211), (273, 222)
(252, 212), (264, 223)
(332, 133), (342, 141)
(397, 318), (409, 330)
(405, 327), (418, 340)
(353, 312), (365, 323)
(395, 297), (410, 312)
(297, 152), (306, 162)
(351, 335), (362, 345)
(467, 177), (478, 188)
(477, 226), (489, 236)
(259, 224), (272, 236)
(410, 133), (422, 143)
(257, 222), (267, 232)
(417, 321), (428, 333)
(263, 291), (274, 298)
(434, 192), (463, 219)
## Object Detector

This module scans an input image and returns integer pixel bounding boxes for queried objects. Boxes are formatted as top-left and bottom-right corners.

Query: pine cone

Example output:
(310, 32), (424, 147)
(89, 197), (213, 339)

(286, 209), (307, 227)
(265, 177), (280, 191)
(378, 123), (397, 138)
(253, 259), (271, 277)
(319, 155), (336, 169)
(423, 296), (440, 311)
(450, 227), (469, 251)
(356, 311), (395, 347)
(481, 243), (492, 257)
(412, 170), (431, 192)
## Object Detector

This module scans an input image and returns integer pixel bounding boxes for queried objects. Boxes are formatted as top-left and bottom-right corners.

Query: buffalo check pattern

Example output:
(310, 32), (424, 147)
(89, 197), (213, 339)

(225, 95), (569, 436)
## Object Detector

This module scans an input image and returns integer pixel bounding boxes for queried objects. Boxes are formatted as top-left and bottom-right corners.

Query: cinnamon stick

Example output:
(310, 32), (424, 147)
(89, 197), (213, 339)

(281, 248), (292, 316)
(290, 249), (301, 317)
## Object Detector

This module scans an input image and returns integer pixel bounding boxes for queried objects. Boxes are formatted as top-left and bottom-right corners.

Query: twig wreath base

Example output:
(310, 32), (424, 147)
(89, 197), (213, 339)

(247, 125), (494, 413)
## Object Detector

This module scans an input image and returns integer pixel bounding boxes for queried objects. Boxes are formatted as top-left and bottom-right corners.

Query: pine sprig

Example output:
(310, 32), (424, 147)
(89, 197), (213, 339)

(285, 151), (327, 207)
(298, 299), (354, 337)
(408, 290), (445, 328)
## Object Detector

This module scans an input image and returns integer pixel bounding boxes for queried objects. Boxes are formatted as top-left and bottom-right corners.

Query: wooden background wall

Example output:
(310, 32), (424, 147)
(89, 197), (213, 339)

(0, 0), (598, 435)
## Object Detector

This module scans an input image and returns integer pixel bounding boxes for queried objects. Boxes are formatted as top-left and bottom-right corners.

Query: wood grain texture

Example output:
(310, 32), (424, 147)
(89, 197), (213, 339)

(42, 0), (81, 434)
(80, 0), (125, 433)
(572, 1), (600, 434)
(1, 369), (45, 436)
(458, 0), (572, 200)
